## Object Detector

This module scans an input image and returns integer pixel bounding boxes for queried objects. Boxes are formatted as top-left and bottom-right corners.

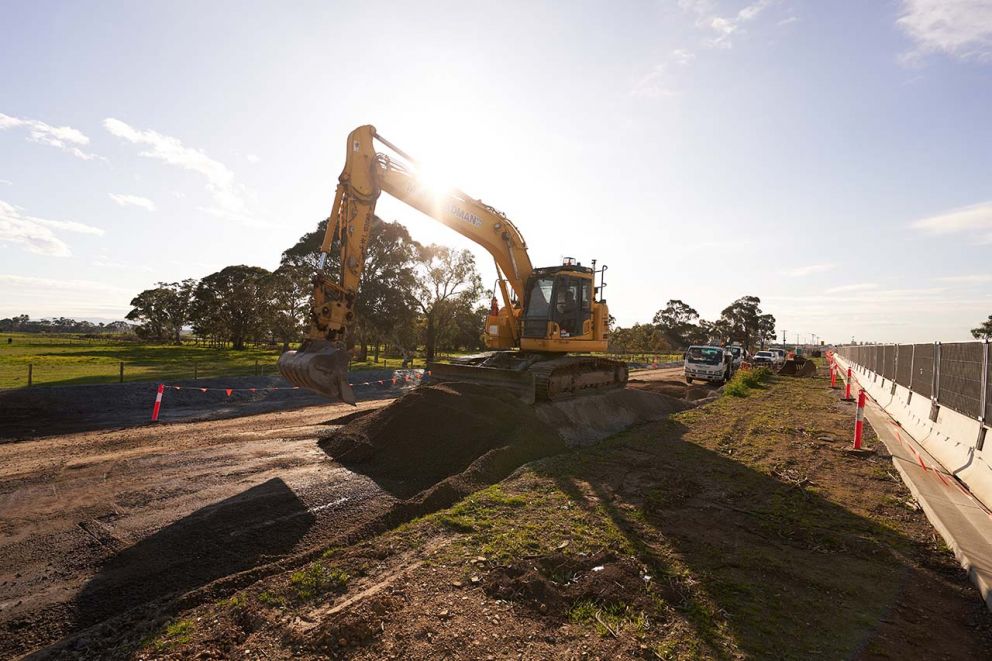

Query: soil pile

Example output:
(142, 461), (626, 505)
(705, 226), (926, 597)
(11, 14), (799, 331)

(319, 382), (566, 499)
(483, 550), (660, 617)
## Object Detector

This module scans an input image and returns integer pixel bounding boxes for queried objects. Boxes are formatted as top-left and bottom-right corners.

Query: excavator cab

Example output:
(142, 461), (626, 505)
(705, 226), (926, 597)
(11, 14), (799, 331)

(521, 265), (594, 340)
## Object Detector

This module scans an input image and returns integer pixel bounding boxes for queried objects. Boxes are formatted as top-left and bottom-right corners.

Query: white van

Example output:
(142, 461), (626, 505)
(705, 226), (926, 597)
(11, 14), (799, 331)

(684, 345), (732, 383)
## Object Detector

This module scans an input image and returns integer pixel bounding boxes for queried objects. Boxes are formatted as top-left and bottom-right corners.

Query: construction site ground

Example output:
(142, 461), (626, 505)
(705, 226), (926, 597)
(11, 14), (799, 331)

(2, 366), (991, 659)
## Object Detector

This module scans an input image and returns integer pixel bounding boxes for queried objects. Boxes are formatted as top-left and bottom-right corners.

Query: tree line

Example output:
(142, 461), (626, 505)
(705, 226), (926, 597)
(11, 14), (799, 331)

(609, 297), (777, 354)
(0, 315), (132, 335)
(125, 216), (488, 362)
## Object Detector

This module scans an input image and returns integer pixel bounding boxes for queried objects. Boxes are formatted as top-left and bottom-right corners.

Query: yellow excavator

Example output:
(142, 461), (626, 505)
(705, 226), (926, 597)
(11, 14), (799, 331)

(278, 125), (627, 405)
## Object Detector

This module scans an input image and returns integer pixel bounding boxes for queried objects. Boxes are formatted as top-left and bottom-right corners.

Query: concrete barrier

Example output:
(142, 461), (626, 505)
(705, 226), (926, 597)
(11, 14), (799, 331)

(833, 354), (992, 511)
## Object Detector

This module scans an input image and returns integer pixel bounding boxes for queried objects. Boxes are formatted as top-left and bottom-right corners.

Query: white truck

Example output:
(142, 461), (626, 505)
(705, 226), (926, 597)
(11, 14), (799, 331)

(684, 345), (733, 384)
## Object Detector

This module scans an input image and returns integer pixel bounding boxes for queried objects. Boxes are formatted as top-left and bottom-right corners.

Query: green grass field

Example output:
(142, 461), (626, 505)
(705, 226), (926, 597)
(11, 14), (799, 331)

(0, 333), (429, 389)
(0, 332), (681, 389)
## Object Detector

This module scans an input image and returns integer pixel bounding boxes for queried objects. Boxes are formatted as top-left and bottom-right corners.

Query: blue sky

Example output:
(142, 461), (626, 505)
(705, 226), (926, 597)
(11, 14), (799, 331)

(1, 0), (991, 343)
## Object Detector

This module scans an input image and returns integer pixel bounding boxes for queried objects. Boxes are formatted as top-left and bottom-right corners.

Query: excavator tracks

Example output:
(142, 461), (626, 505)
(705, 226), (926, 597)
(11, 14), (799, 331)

(428, 353), (628, 404)
(530, 356), (629, 401)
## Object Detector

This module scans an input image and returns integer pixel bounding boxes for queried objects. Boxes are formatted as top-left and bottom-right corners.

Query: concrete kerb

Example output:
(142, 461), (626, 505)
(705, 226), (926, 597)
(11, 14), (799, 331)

(834, 354), (992, 610)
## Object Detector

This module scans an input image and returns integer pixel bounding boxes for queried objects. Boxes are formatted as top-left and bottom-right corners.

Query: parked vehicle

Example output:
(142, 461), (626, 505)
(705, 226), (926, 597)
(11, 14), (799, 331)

(727, 345), (745, 369)
(752, 350), (776, 366)
(685, 345), (733, 383)
(768, 348), (787, 366)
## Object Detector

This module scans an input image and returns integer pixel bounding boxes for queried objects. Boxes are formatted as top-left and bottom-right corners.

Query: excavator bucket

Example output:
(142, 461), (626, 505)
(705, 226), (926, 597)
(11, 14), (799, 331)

(278, 339), (356, 405)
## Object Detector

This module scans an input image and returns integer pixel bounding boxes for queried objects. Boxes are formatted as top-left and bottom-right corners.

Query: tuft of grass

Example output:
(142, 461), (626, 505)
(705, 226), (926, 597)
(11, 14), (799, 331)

(724, 367), (772, 397)
(149, 618), (196, 650)
(224, 593), (248, 609)
(258, 590), (286, 608)
(568, 599), (648, 637)
(290, 563), (350, 602)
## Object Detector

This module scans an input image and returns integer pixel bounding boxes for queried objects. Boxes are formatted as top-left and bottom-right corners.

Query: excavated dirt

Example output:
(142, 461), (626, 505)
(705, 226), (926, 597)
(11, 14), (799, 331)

(319, 383), (567, 499)
(482, 550), (656, 618)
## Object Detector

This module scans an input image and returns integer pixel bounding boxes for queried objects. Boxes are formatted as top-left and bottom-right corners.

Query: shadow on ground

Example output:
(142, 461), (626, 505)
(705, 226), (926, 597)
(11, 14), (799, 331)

(532, 417), (981, 659)
(71, 478), (314, 631)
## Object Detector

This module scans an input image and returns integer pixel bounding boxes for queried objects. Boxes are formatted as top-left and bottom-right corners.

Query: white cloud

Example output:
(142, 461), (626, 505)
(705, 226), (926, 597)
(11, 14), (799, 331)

(784, 263), (835, 277)
(246, 153), (261, 164)
(0, 274), (126, 292)
(897, 0), (992, 62)
(103, 118), (268, 226)
(108, 193), (156, 212)
(679, 0), (776, 49)
(910, 201), (992, 243)
(0, 179), (12, 186)
(629, 64), (680, 98)
(936, 273), (992, 284)
(0, 200), (104, 257)
(671, 49), (696, 65)
(91, 259), (154, 272)
(0, 274), (132, 318)
(825, 283), (879, 294)
(0, 112), (100, 160)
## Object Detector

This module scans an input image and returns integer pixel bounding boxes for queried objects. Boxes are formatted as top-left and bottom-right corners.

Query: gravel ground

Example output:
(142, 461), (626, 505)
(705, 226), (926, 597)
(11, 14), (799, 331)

(0, 369), (422, 442)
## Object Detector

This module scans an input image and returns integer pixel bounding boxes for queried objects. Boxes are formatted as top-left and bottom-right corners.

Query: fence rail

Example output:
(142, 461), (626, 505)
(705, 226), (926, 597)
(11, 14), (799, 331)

(835, 340), (991, 426)
(0, 351), (680, 389)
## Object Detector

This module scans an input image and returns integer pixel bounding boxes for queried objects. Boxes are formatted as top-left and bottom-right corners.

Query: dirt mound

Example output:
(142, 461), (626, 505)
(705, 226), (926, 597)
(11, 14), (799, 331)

(319, 383), (566, 498)
(483, 551), (658, 617)
(535, 388), (692, 447)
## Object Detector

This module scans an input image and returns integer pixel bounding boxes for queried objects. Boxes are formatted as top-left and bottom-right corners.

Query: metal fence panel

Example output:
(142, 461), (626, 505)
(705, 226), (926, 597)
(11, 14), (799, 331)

(986, 343), (991, 423)
(896, 345), (913, 385)
(938, 342), (984, 418)
(882, 345), (896, 379)
(912, 344), (934, 398)
(873, 346), (882, 373)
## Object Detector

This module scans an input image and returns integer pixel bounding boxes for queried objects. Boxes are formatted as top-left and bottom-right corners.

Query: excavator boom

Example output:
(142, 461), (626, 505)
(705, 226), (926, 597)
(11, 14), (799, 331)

(278, 125), (623, 404)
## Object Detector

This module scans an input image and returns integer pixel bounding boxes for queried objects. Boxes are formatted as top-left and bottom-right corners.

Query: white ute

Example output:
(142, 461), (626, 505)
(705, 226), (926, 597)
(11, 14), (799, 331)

(684, 345), (732, 384)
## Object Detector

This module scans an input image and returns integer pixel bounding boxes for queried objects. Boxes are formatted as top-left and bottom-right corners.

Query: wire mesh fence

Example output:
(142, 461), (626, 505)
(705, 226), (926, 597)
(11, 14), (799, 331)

(911, 344), (934, 398)
(895, 345), (913, 386)
(938, 342), (985, 420)
(882, 345), (896, 380)
(837, 341), (990, 424)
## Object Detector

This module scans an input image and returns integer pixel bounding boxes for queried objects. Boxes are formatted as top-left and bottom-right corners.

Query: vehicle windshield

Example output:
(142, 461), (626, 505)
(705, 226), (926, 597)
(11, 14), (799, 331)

(686, 347), (723, 365)
(730, 347), (742, 357)
(524, 277), (554, 318)
(756, 351), (772, 357)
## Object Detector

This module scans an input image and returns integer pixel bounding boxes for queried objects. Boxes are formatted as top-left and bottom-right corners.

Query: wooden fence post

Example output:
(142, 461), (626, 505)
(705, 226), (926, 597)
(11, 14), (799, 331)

(119, 361), (124, 383)
(28, 363), (33, 387)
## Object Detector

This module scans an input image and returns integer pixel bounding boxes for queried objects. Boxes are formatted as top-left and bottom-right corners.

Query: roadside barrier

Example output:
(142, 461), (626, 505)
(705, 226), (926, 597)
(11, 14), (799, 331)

(830, 364), (838, 389)
(853, 389), (866, 449)
(149, 371), (428, 422)
(842, 367), (855, 401)
(151, 383), (164, 422)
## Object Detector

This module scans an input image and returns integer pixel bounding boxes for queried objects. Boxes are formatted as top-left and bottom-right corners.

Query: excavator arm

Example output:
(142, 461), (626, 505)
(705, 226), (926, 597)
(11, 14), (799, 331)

(278, 125), (534, 403)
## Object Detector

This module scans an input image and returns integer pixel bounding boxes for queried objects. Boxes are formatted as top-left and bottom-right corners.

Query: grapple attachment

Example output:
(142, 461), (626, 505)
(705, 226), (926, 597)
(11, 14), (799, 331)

(278, 339), (356, 405)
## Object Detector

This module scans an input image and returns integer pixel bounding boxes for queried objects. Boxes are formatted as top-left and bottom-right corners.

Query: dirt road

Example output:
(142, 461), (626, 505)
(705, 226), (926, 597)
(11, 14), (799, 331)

(0, 367), (690, 657)
(0, 398), (400, 658)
